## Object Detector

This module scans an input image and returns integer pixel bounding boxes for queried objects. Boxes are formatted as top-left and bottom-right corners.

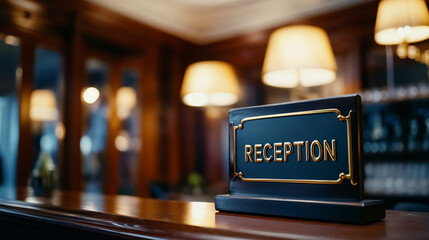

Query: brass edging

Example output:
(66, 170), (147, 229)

(232, 108), (356, 185)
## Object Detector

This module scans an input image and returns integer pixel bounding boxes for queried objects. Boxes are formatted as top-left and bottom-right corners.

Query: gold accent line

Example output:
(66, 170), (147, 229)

(236, 172), (347, 184)
(238, 108), (342, 129)
(232, 108), (356, 185)
(339, 110), (357, 185)
(232, 123), (239, 181)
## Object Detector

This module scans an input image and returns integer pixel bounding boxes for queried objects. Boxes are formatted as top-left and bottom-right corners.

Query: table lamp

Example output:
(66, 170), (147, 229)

(29, 89), (58, 122)
(180, 61), (240, 107)
(262, 25), (337, 88)
(29, 89), (58, 196)
(374, 0), (429, 46)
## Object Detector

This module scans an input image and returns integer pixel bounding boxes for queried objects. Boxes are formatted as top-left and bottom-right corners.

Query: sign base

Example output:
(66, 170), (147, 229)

(215, 194), (385, 225)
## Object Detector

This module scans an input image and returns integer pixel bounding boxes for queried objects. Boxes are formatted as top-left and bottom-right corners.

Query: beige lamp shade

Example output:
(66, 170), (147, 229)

(116, 86), (137, 119)
(375, 0), (429, 45)
(262, 25), (337, 88)
(30, 89), (58, 122)
(181, 61), (240, 107)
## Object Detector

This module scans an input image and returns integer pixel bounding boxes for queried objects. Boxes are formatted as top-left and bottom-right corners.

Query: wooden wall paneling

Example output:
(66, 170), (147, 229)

(16, 36), (35, 188)
(178, 106), (198, 187)
(165, 49), (185, 186)
(0, 25), (64, 50)
(61, 13), (84, 191)
(136, 44), (161, 197)
(157, 46), (171, 185)
(342, 41), (364, 94)
(156, 45), (190, 188)
(204, 111), (229, 187)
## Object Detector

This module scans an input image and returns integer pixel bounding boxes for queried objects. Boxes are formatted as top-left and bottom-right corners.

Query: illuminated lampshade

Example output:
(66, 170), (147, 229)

(262, 25), (337, 88)
(374, 0), (429, 45)
(116, 86), (137, 119)
(180, 61), (240, 107)
(29, 89), (58, 122)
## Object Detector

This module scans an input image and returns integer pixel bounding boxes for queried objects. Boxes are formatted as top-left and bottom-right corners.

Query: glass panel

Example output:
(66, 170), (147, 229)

(81, 59), (110, 193)
(116, 69), (141, 195)
(0, 34), (20, 197)
(30, 47), (64, 194)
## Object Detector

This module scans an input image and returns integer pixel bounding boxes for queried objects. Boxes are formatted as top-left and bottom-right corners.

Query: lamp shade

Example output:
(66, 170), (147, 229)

(180, 61), (240, 107)
(262, 25), (337, 88)
(374, 0), (429, 45)
(30, 89), (58, 122)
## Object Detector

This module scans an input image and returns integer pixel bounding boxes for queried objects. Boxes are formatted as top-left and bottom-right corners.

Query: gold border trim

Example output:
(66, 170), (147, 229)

(232, 108), (357, 185)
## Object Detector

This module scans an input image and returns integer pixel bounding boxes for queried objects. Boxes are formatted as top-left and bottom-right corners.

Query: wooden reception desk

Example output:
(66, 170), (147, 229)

(0, 188), (428, 239)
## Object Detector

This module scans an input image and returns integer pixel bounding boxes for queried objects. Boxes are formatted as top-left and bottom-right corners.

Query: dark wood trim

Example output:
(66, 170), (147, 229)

(0, 25), (64, 49)
(61, 13), (84, 191)
(166, 50), (184, 186)
(105, 58), (121, 195)
(16, 36), (36, 188)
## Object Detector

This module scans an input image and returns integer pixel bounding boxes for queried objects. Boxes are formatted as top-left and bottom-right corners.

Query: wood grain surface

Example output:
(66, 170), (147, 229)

(0, 188), (427, 239)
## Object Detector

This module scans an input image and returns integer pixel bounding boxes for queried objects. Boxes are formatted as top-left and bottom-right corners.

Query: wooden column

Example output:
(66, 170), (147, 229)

(16, 37), (35, 188)
(204, 111), (229, 186)
(105, 59), (121, 194)
(61, 13), (84, 191)
(166, 50), (184, 186)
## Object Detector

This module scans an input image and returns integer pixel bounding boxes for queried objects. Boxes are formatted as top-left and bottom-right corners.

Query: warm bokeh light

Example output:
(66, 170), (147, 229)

(180, 61), (240, 107)
(3, 35), (20, 46)
(82, 87), (100, 104)
(374, 0), (429, 45)
(116, 86), (137, 119)
(29, 89), (58, 122)
(115, 131), (130, 152)
(262, 25), (337, 88)
(55, 122), (65, 140)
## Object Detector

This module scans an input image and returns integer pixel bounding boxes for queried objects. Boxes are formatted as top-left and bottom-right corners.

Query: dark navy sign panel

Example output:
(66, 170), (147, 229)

(236, 111), (349, 181)
(228, 95), (363, 201)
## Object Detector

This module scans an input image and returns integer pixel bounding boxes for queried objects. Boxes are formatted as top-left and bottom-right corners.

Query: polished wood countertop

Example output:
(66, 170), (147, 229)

(0, 188), (428, 239)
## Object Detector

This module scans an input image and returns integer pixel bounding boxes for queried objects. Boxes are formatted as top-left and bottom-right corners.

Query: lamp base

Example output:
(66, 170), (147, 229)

(215, 194), (385, 225)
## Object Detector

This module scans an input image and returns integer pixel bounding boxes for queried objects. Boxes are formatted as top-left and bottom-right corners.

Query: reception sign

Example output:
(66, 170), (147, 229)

(234, 108), (355, 184)
(215, 95), (385, 224)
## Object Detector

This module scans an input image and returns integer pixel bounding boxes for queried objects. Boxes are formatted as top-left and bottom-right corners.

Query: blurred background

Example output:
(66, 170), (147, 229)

(0, 0), (428, 212)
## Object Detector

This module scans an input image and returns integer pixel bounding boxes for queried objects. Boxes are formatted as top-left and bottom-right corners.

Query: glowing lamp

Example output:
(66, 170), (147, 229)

(374, 0), (429, 45)
(262, 25), (337, 88)
(180, 61), (240, 107)
(29, 89), (58, 122)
